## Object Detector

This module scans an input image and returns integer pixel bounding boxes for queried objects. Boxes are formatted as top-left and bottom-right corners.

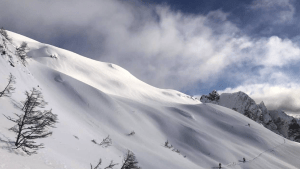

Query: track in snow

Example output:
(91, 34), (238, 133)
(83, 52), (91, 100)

(225, 138), (286, 168)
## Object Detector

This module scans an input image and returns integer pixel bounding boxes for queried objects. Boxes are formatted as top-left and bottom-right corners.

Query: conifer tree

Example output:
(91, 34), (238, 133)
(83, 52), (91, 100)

(4, 88), (58, 155)
(120, 150), (141, 169)
(0, 73), (16, 97)
(16, 42), (29, 66)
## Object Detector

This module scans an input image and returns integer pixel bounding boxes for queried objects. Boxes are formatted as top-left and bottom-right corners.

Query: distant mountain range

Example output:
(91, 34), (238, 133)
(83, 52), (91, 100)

(200, 90), (300, 143)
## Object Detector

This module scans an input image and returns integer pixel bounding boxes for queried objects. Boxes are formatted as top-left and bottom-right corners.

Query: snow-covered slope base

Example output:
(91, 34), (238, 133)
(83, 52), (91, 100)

(1, 31), (300, 169)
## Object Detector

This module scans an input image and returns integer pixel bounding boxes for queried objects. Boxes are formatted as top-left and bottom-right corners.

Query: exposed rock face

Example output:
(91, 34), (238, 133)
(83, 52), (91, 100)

(288, 119), (300, 142)
(201, 90), (300, 142)
(258, 102), (278, 131)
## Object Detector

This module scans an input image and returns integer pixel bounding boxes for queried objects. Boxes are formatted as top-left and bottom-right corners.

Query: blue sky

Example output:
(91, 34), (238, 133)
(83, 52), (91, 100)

(1, 0), (300, 113)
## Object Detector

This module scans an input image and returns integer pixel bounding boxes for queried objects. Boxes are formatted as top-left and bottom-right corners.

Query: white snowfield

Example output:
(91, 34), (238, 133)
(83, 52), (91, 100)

(0, 31), (300, 169)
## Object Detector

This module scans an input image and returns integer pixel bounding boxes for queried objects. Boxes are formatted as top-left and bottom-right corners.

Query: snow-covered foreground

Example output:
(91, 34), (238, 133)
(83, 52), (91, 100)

(0, 31), (300, 169)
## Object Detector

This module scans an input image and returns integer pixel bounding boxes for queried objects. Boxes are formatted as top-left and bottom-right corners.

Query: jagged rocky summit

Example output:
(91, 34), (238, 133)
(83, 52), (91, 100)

(200, 90), (300, 143)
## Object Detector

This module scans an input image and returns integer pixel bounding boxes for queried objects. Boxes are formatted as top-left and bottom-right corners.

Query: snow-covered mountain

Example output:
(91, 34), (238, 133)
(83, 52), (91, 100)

(1, 30), (300, 169)
(200, 91), (300, 143)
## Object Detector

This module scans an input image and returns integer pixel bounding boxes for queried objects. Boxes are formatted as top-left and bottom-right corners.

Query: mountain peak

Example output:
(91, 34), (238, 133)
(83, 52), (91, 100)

(201, 90), (300, 142)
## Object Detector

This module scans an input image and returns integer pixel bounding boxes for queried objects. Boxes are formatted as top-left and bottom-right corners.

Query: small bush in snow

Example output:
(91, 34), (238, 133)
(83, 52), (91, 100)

(164, 140), (185, 157)
(91, 139), (98, 144)
(0, 73), (16, 98)
(7, 54), (15, 67)
(3, 88), (58, 155)
(172, 149), (180, 154)
(99, 135), (112, 147)
(127, 131), (135, 136)
(0, 44), (6, 55)
(164, 140), (173, 149)
(50, 54), (57, 58)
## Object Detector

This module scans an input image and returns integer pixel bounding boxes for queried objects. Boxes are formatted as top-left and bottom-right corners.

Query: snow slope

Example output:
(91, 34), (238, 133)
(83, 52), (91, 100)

(1, 31), (300, 169)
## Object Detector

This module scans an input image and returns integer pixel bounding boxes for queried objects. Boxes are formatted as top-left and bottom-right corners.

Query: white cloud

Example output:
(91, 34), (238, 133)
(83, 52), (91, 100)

(0, 1), (244, 90)
(0, 0), (300, 99)
(261, 36), (300, 67)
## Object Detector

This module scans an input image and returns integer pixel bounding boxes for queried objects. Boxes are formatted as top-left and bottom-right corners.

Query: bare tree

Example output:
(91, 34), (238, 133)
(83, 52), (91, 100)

(120, 150), (141, 169)
(16, 42), (29, 66)
(3, 88), (58, 155)
(99, 135), (112, 147)
(90, 159), (118, 169)
(0, 27), (12, 42)
(91, 158), (102, 169)
(104, 161), (118, 169)
(0, 73), (16, 97)
(91, 135), (112, 147)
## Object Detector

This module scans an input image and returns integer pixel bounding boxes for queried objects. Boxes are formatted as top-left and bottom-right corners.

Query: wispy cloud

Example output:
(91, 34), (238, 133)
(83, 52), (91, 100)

(249, 0), (295, 24)
(1, 0), (300, 112)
